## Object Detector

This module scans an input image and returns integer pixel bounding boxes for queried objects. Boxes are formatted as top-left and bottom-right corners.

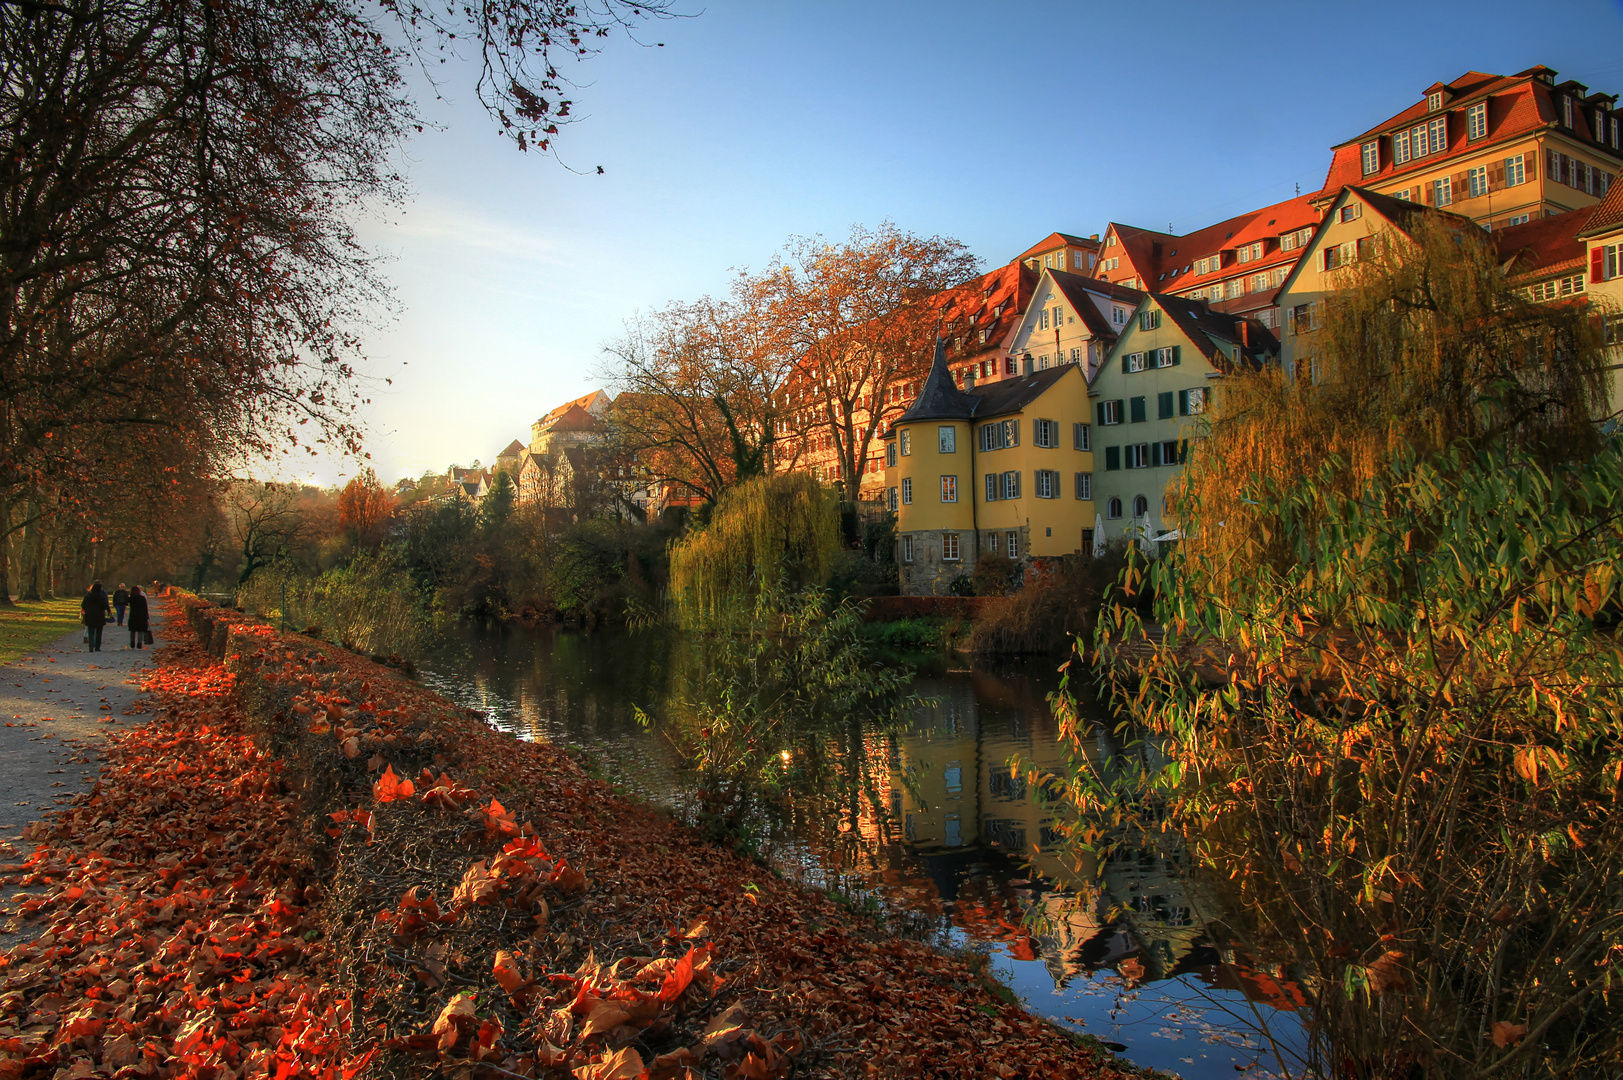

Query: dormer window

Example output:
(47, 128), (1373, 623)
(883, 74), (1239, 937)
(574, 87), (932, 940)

(1467, 102), (1487, 141)
(1563, 96), (1574, 128)
(1361, 140), (1380, 175)
(1427, 91), (1443, 112)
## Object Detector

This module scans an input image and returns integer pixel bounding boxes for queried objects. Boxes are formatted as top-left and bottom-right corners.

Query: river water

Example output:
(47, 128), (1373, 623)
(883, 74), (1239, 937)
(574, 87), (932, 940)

(420, 625), (1310, 1079)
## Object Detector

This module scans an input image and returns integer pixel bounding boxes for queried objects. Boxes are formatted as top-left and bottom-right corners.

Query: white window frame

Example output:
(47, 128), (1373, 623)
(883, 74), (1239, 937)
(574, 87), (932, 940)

(887, 487), (898, 512)
(1073, 422), (1091, 451)
(899, 430), (911, 456)
(1035, 470), (1058, 499)
(1155, 347), (1174, 368)
(1505, 154), (1525, 187)
(1394, 128), (1411, 164)
(1106, 497), (1122, 520)
(1468, 166), (1488, 198)
(1126, 443), (1149, 469)
(1467, 102), (1487, 141)
(1434, 176), (1453, 206)
(1074, 472), (1092, 500)
(1000, 471), (1020, 500)
(1427, 91), (1443, 112)
(885, 442), (897, 468)
(940, 475), (957, 503)
(1127, 352), (1146, 373)
(1184, 387), (1206, 415)
(984, 473), (998, 501)
(942, 532), (959, 561)
(938, 425), (956, 453)
(1428, 116), (1447, 153)
(1101, 400), (1123, 425)
(1005, 531), (1019, 559)
(901, 478), (912, 504)
(1033, 419), (1059, 448)
(1361, 141), (1379, 175)
(901, 535), (914, 562)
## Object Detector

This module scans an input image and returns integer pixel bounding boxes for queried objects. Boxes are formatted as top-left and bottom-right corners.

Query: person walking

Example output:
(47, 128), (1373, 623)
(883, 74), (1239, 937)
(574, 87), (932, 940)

(113, 583), (130, 626)
(81, 580), (111, 652)
(126, 585), (150, 649)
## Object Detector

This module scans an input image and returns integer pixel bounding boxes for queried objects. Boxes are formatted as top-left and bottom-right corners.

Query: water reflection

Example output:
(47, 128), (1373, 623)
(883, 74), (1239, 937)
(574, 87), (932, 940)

(421, 625), (1309, 1080)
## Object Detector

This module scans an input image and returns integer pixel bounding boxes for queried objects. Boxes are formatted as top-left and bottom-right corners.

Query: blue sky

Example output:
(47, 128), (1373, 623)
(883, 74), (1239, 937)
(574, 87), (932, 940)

(323, 0), (1623, 486)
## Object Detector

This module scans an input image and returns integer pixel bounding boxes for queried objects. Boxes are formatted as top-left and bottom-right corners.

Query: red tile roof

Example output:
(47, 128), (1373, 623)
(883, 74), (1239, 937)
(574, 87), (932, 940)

(498, 439), (526, 458)
(932, 259), (1037, 362)
(1161, 193), (1323, 297)
(1016, 231), (1100, 262)
(1317, 67), (1622, 206)
(1579, 178), (1623, 236)
(1494, 205), (1595, 278)
(540, 390), (610, 424)
(540, 404), (598, 433)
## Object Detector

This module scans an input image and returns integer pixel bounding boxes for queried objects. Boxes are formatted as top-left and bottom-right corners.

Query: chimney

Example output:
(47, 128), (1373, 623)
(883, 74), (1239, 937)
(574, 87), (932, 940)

(1022, 352), (1034, 375)
(1239, 320), (1250, 350)
(964, 366), (977, 390)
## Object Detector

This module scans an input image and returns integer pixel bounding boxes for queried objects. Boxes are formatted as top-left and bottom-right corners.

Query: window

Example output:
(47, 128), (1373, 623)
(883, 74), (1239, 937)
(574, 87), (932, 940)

(1155, 346), (1178, 367)
(1158, 391), (1175, 419)
(1073, 422), (1091, 450)
(1139, 310), (1161, 331)
(999, 471), (1020, 499)
(1033, 419), (1059, 447)
(1107, 496), (1123, 519)
(978, 418), (1019, 450)
(984, 472), (998, 501)
(1004, 355), (1017, 375)
(887, 486), (898, 512)
(1394, 128), (1411, 164)
(986, 531), (999, 553)
(1099, 400), (1123, 425)
(1428, 116), (1447, 153)
(1133, 494), (1150, 517)
(1038, 308), (1049, 330)
(1113, 306), (1126, 325)
(1614, 117), (1621, 149)
(940, 475), (957, 502)
(938, 425), (956, 453)
(901, 478), (913, 504)
(1035, 470), (1059, 499)
(885, 442), (897, 468)
(1563, 95), (1574, 129)
(901, 535), (914, 562)
(1129, 396), (1147, 423)
(1125, 443), (1150, 469)
(1506, 213), (1530, 227)
(1468, 166), (1488, 198)
(1179, 387), (1207, 415)
(1361, 140), (1379, 175)
(1104, 446), (1120, 471)
(1006, 531), (1019, 559)
(1427, 91), (1443, 112)
(1072, 251), (1086, 270)
(1126, 352), (1146, 372)
(1154, 439), (1181, 466)
(942, 532), (960, 561)
(1505, 154), (1525, 187)
(1394, 188), (1412, 201)
(1467, 101), (1487, 141)
(1053, 305), (1064, 327)
(1596, 243), (1620, 282)
(1411, 123), (1430, 157)
(1074, 472), (1092, 500)
(1339, 203), (1362, 223)
(1433, 176), (1453, 206)
(1070, 346), (1082, 364)
(1226, 279), (1247, 299)
(1236, 242), (1263, 263)
(899, 430), (911, 456)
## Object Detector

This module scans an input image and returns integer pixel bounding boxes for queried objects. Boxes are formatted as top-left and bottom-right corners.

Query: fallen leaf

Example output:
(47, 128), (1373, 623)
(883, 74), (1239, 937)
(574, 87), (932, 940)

(432, 992), (477, 1052)
(1491, 1020), (1527, 1049)
(574, 1046), (644, 1080)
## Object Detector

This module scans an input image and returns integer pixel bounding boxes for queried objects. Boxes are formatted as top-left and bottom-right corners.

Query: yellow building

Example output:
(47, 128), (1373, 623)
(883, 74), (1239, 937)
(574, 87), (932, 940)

(885, 341), (1095, 595)
(1577, 180), (1623, 418)
(1318, 66), (1621, 231)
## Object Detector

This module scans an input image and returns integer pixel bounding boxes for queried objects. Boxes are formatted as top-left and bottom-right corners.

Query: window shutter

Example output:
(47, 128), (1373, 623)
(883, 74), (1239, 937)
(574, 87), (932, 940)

(1171, 344), (1181, 366)
(1096, 402), (1106, 427)
(1151, 442), (1163, 467)
(1179, 440), (1189, 464)
(1594, 246), (1608, 281)
(1178, 389), (1189, 416)
(1491, 162), (1505, 187)
(1105, 446), (1120, 471)
(1422, 183), (1434, 205)
(1121, 353), (1130, 373)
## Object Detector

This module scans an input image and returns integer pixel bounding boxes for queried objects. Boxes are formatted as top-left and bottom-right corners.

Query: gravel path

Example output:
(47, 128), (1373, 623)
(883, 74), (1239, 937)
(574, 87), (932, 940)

(0, 596), (169, 851)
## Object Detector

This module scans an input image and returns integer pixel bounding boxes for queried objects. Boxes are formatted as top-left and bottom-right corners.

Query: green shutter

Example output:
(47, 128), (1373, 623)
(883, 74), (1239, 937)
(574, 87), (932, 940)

(1105, 446), (1120, 471)
(1171, 344), (1181, 366)
(1158, 391), (1174, 419)
(1130, 396), (1146, 423)
(1178, 389), (1189, 416)
(1121, 353), (1130, 373)
(1179, 440), (1189, 464)
(1151, 442), (1163, 467)
(1096, 402), (1106, 427)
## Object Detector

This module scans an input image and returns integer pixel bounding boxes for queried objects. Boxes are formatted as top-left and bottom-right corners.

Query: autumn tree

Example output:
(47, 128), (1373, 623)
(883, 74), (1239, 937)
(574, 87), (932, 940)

(337, 469), (396, 550)
(0, 0), (666, 601)
(606, 286), (798, 507)
(767, 223), (980, 497)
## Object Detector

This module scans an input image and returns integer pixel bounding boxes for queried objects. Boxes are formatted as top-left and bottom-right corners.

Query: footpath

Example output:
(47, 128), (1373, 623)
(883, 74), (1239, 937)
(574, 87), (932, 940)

(0, 593), (1135, 1080)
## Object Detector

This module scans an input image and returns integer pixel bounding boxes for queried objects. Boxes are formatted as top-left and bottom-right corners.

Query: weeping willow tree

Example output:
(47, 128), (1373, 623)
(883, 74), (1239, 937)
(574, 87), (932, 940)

(668, 472), (841, 624)
(1176, 213), (1613, 602)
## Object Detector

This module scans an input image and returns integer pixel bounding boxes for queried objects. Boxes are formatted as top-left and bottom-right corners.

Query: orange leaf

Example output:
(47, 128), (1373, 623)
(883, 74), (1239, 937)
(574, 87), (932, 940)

(1491, 1020), (1527, 1049)
(579, 1000), (632, 1040)
(573, 1046), (643, 1080)
(341, 736), (360, 759)
(432, 993), (476, 1052)
(658, 946), (696, 1003)
(375, 765), (415, 803)
(493, 950), (525, 995)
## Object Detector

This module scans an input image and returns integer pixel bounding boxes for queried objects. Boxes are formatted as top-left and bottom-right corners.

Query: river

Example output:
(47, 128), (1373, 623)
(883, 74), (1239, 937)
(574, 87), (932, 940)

(419, 624), (1310, 1080)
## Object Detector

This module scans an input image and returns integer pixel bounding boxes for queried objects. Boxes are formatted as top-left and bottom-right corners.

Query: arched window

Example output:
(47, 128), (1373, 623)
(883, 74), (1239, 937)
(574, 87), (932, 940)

(1133, 495), (1149, 517)
(1107, 497), (1123, 519)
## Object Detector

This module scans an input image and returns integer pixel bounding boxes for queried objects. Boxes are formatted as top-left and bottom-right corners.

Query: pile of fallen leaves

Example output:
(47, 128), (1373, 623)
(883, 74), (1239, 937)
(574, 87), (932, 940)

(3, 593), (1132, 1079)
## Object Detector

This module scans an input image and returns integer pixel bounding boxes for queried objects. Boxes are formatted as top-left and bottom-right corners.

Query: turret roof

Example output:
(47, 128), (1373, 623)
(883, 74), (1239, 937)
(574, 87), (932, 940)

(896, 339), (976, 423)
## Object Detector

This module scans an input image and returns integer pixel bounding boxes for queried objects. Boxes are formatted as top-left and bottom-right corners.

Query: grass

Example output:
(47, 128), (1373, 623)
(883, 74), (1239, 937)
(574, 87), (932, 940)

(0, 597), (84, 666)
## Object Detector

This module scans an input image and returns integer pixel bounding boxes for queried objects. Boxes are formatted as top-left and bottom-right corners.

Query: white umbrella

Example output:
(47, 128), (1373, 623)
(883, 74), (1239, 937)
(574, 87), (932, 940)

(1092, 514), (1107, 557)
(1140, 512), (1158, 558)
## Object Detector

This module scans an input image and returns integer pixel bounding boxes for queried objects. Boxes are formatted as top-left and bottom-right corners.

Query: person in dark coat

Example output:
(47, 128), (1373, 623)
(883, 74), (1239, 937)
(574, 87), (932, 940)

(80, 581), (111, 652)
(113, 583), (130, 626)
(126, 586), (150, 649)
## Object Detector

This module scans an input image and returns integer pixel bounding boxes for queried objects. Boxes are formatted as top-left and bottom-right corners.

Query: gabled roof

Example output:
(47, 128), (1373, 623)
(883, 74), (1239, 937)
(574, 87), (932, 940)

(498, 439), (526, 458)
(897, 339), (976, 422)
(1045, 269), (1137, 339)
(1494, 206), (1594, 278)
(541, 404), (598, 433)
(1016, 232), (1099, 262)
(967, 364), (1076, 419)
(1578, 178), (1623, 237)
(1161, 193), (1323, 294)
(539, 390), (612, 425)
(932, 260), (1036, 363)
(1097, 223), (1174, 287)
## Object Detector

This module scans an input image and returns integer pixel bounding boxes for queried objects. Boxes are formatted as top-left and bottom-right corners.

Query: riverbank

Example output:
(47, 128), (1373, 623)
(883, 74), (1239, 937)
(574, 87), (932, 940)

(1, 592), (1140, 1079)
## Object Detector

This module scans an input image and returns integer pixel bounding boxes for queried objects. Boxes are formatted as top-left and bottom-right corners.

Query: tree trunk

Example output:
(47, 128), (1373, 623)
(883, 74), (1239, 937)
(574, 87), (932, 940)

(0, 492), (12, 606)
(20, 504), (43, 602)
